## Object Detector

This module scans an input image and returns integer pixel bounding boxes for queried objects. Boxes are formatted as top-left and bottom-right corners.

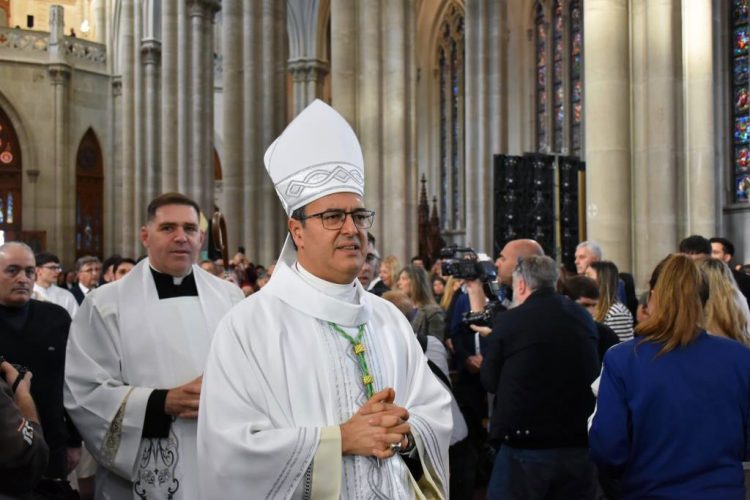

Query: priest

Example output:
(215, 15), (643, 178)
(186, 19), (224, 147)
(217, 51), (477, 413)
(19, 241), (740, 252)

(198, 100), (452, 499)
(64, 193), (244, 499)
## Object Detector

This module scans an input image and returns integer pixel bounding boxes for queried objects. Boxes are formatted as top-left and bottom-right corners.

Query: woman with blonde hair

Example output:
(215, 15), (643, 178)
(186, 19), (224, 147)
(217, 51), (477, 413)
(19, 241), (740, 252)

(589, 254), (750, 499)
(378, 255), (400, 292)
(699, 258), (750, 346)
(397, 264), (446, 341)
(586, 261), (634, 342)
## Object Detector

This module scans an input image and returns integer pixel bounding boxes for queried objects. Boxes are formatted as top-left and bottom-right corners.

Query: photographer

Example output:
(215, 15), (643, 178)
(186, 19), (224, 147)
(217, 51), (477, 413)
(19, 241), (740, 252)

(0, 359), (49, 498)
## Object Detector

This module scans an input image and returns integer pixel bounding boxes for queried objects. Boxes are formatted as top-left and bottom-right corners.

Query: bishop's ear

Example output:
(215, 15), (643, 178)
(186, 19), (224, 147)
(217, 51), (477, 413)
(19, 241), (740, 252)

(288, 218), (304, 248)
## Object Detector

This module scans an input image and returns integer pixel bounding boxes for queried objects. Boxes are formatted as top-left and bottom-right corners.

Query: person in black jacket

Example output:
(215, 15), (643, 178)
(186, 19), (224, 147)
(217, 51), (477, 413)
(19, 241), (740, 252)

(0, 242), (79, 481)
(0, 360), (49, 498)
(481, 255), (599, 499)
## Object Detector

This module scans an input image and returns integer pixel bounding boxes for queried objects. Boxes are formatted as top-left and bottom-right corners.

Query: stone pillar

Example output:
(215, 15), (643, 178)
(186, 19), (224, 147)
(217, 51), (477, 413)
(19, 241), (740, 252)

(189, 1), (206, 211)
(120, 0), (136, 256)
(241, 0), (260, 259)
(161, 0), (178, 192)
(48, 6), (72, 262)
(222, 0), (242, 253)
(682, 0), (715, 235)
(584, 0), (632, 271)
(133, 2), (145, 230)
(109, 77), (122, 253)
(142, 38), (161, 205)
(330, 0), (357, 123)
(203, 2), (219, 218)
(177, 0), (190, 194)
(381, 0), (414, 261)
(93, 0), (106, 43)
(465, 0), (505, 253)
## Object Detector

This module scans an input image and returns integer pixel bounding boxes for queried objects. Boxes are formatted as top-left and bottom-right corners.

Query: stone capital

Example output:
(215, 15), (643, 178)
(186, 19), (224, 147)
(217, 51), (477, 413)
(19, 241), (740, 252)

(288, 58), (328, 83)
(141, 39), (162, 65)
(187, 0), (221, 19)
(47, 63), (71, 85)
(112, 75), (122, 96)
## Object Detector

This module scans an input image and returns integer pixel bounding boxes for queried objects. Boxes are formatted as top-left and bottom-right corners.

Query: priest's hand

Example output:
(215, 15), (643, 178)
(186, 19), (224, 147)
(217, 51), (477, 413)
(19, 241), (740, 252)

(164, 375), (202, 419)
(340, 388), (411, 458)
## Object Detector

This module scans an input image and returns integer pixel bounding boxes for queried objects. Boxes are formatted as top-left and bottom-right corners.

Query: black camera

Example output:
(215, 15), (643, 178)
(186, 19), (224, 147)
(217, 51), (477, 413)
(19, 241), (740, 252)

(440, 245), (497, 281)
(439, 245), (504, 327)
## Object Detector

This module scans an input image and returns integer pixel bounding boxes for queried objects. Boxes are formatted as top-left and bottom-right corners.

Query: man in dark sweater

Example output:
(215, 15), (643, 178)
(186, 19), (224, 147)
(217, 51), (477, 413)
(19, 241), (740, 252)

(481, 255), (599, 499)
(0, 242), (79, 481)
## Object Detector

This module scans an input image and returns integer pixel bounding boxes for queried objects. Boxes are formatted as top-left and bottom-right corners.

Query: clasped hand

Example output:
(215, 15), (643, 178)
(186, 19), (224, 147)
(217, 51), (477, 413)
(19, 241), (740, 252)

(340, 388), (410, 459)
(164, 375), (202, 419)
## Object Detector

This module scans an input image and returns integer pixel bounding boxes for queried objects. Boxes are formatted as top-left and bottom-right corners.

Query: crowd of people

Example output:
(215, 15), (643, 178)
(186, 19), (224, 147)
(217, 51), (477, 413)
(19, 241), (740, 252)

(0, 98), (749, 500)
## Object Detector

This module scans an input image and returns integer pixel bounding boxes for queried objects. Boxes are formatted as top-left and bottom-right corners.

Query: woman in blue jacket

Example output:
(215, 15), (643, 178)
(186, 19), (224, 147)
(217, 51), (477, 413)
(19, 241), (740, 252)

(589, 254), (750, 500)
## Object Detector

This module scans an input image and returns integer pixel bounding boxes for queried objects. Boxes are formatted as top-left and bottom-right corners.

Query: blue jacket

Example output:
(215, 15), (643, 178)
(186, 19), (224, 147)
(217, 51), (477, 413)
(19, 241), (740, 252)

(589, 332), (750, 499)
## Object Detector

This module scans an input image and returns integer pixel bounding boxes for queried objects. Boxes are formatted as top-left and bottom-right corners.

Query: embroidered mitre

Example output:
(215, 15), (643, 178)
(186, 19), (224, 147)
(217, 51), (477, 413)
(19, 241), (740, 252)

(263, 99), (365, 215)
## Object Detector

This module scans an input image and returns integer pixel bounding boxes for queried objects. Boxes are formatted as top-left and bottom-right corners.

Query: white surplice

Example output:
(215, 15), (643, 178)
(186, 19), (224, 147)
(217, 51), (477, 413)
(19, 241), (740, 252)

(33, 283), (79, 318)
(198, 259), (453, 499)
(64, 260), (244, 499)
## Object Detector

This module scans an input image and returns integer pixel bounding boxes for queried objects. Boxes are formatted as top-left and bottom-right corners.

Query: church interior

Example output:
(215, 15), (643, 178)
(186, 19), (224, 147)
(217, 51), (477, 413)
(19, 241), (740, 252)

(0, 0), (747, 289)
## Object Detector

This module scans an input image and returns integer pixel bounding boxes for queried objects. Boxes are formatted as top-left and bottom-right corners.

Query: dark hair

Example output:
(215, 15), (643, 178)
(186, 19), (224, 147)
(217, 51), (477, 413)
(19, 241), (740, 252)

(35, 251), (60, 267)
(411, 256), (424, 263)
(559, 275), (600, 301)
(678, 235), (711, 256)
(147, 192), (200, 222)
(113, 258), (137, 274)
(619, 272), (639, 318)
(709, 237), (734, 257)
(238, 246), (246, 254)
(102, 254), (122, 273)
(290, 206), (307, 226)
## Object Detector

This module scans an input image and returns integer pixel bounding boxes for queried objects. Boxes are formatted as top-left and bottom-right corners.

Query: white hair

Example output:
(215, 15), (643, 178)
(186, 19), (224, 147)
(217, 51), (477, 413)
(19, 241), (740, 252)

(576, 240), (603, 259)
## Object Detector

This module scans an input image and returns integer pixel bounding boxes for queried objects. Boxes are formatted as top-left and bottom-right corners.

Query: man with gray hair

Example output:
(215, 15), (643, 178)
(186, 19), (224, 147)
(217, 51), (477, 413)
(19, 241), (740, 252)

(574, 240), (603, 275)
(481, 255), (600, 498)
(70, 255), (101, 305)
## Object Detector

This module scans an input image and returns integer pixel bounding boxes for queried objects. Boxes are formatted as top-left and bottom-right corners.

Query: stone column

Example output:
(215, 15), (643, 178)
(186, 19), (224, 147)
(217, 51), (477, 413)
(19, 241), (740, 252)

(188, 1), (206, 211)
(222, 0), (242, 253)
(584, 0), (632, 271)
(133, 2), (146, 228)
(142, 38), (161, 205)
(48, 6), (72, 262)
(682, 0), (715, 235)
(161, 0), (178, 191)
(93, 0), (106, 43)
(109, 77), (122, 253)
(330, 0), (357, 123)
(381, 0), (414, 261)
(465, 0), (505, 253)
(241, 0), (260, 259)
(203, 2), (219, 218)
(177, 0), (190, 194)
(120, 0), (136, 256)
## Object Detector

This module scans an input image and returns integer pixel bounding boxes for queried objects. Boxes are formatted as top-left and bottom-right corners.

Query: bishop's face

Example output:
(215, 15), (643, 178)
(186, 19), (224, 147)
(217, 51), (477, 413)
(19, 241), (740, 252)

(140, 204), (204, 277)
(289, 192), (368, 285)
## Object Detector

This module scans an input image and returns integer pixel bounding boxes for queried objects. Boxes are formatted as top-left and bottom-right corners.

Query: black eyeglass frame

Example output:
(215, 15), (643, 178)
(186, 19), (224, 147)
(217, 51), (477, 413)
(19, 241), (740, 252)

(294, 209), (376, 230)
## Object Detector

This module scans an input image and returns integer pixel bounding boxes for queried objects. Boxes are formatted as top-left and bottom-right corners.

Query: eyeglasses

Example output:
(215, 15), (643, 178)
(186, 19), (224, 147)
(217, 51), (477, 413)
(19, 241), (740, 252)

(295, 209), (376, 230)
(3, 266), (36, 279)
(79, 267), (100, 274)
(41, 264), (62, 272)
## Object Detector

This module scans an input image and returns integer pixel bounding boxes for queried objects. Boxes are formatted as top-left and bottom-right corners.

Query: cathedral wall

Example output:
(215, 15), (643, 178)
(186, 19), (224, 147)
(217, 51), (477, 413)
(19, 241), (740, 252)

(0, 59), (110, 263)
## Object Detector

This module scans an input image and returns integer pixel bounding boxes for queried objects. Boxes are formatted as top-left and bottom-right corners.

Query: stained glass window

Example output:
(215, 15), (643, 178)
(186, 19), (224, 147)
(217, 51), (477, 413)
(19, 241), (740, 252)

(0, 106), (21, 230)
(437, 5), (465, 230)
(535, 0), (585, 157)
(734, 0), (750, 202)
(535, 2), (548, 152)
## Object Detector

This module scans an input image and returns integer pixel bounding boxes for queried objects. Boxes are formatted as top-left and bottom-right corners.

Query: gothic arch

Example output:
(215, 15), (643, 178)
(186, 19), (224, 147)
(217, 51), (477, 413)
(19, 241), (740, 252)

(75, 128), (103, 259)
(416, 0), (465, 236)
(0, 105), (22, 232)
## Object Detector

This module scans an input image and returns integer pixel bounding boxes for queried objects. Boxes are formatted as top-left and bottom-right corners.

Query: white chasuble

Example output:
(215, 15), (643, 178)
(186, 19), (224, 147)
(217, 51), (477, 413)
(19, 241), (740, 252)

(198, 261), (453, 499)
(64, 260), (244, 500)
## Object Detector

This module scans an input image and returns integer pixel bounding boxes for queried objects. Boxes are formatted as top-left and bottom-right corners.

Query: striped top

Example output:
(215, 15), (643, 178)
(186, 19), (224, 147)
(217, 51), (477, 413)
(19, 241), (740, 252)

(604, 302), (634, 342)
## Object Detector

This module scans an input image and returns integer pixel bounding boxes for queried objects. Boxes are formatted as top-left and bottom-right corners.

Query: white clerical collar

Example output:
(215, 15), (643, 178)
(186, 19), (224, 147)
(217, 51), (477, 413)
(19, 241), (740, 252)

(148, 260), (193, 285)
(79, 282), (92, 295)
(293, 262), (358, 304)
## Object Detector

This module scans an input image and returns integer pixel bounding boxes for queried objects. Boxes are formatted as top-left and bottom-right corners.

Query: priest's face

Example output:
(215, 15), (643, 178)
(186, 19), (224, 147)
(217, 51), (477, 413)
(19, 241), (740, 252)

(0, 244), (35, 307)
(290, 192), (368, 284)
(140, 203), (204, 277)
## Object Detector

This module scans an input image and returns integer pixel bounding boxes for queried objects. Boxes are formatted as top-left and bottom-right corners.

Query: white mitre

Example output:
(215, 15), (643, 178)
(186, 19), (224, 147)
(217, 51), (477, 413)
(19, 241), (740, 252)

(264, 99), (364, 215)
(264, 99), (366, 264)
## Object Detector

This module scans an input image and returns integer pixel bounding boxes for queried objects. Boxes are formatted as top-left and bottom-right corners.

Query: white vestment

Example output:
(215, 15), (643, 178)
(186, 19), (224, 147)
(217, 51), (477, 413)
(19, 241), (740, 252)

(33, 283), (78, 318)
(64, 260), (244, 499)
(198, 260), (453, 499)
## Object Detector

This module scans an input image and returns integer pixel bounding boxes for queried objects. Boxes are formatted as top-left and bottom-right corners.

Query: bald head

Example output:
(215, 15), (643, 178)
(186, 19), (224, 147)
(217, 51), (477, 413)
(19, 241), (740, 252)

(0, 241), (34, 260)
(496, 239), (544, 286)
(0, 241), (36, 307)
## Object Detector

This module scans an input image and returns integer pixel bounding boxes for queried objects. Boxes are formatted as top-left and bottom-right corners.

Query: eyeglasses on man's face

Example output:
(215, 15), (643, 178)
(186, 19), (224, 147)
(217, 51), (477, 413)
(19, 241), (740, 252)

(295, 209), (376, 230)
(40, 264), (62, 272)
